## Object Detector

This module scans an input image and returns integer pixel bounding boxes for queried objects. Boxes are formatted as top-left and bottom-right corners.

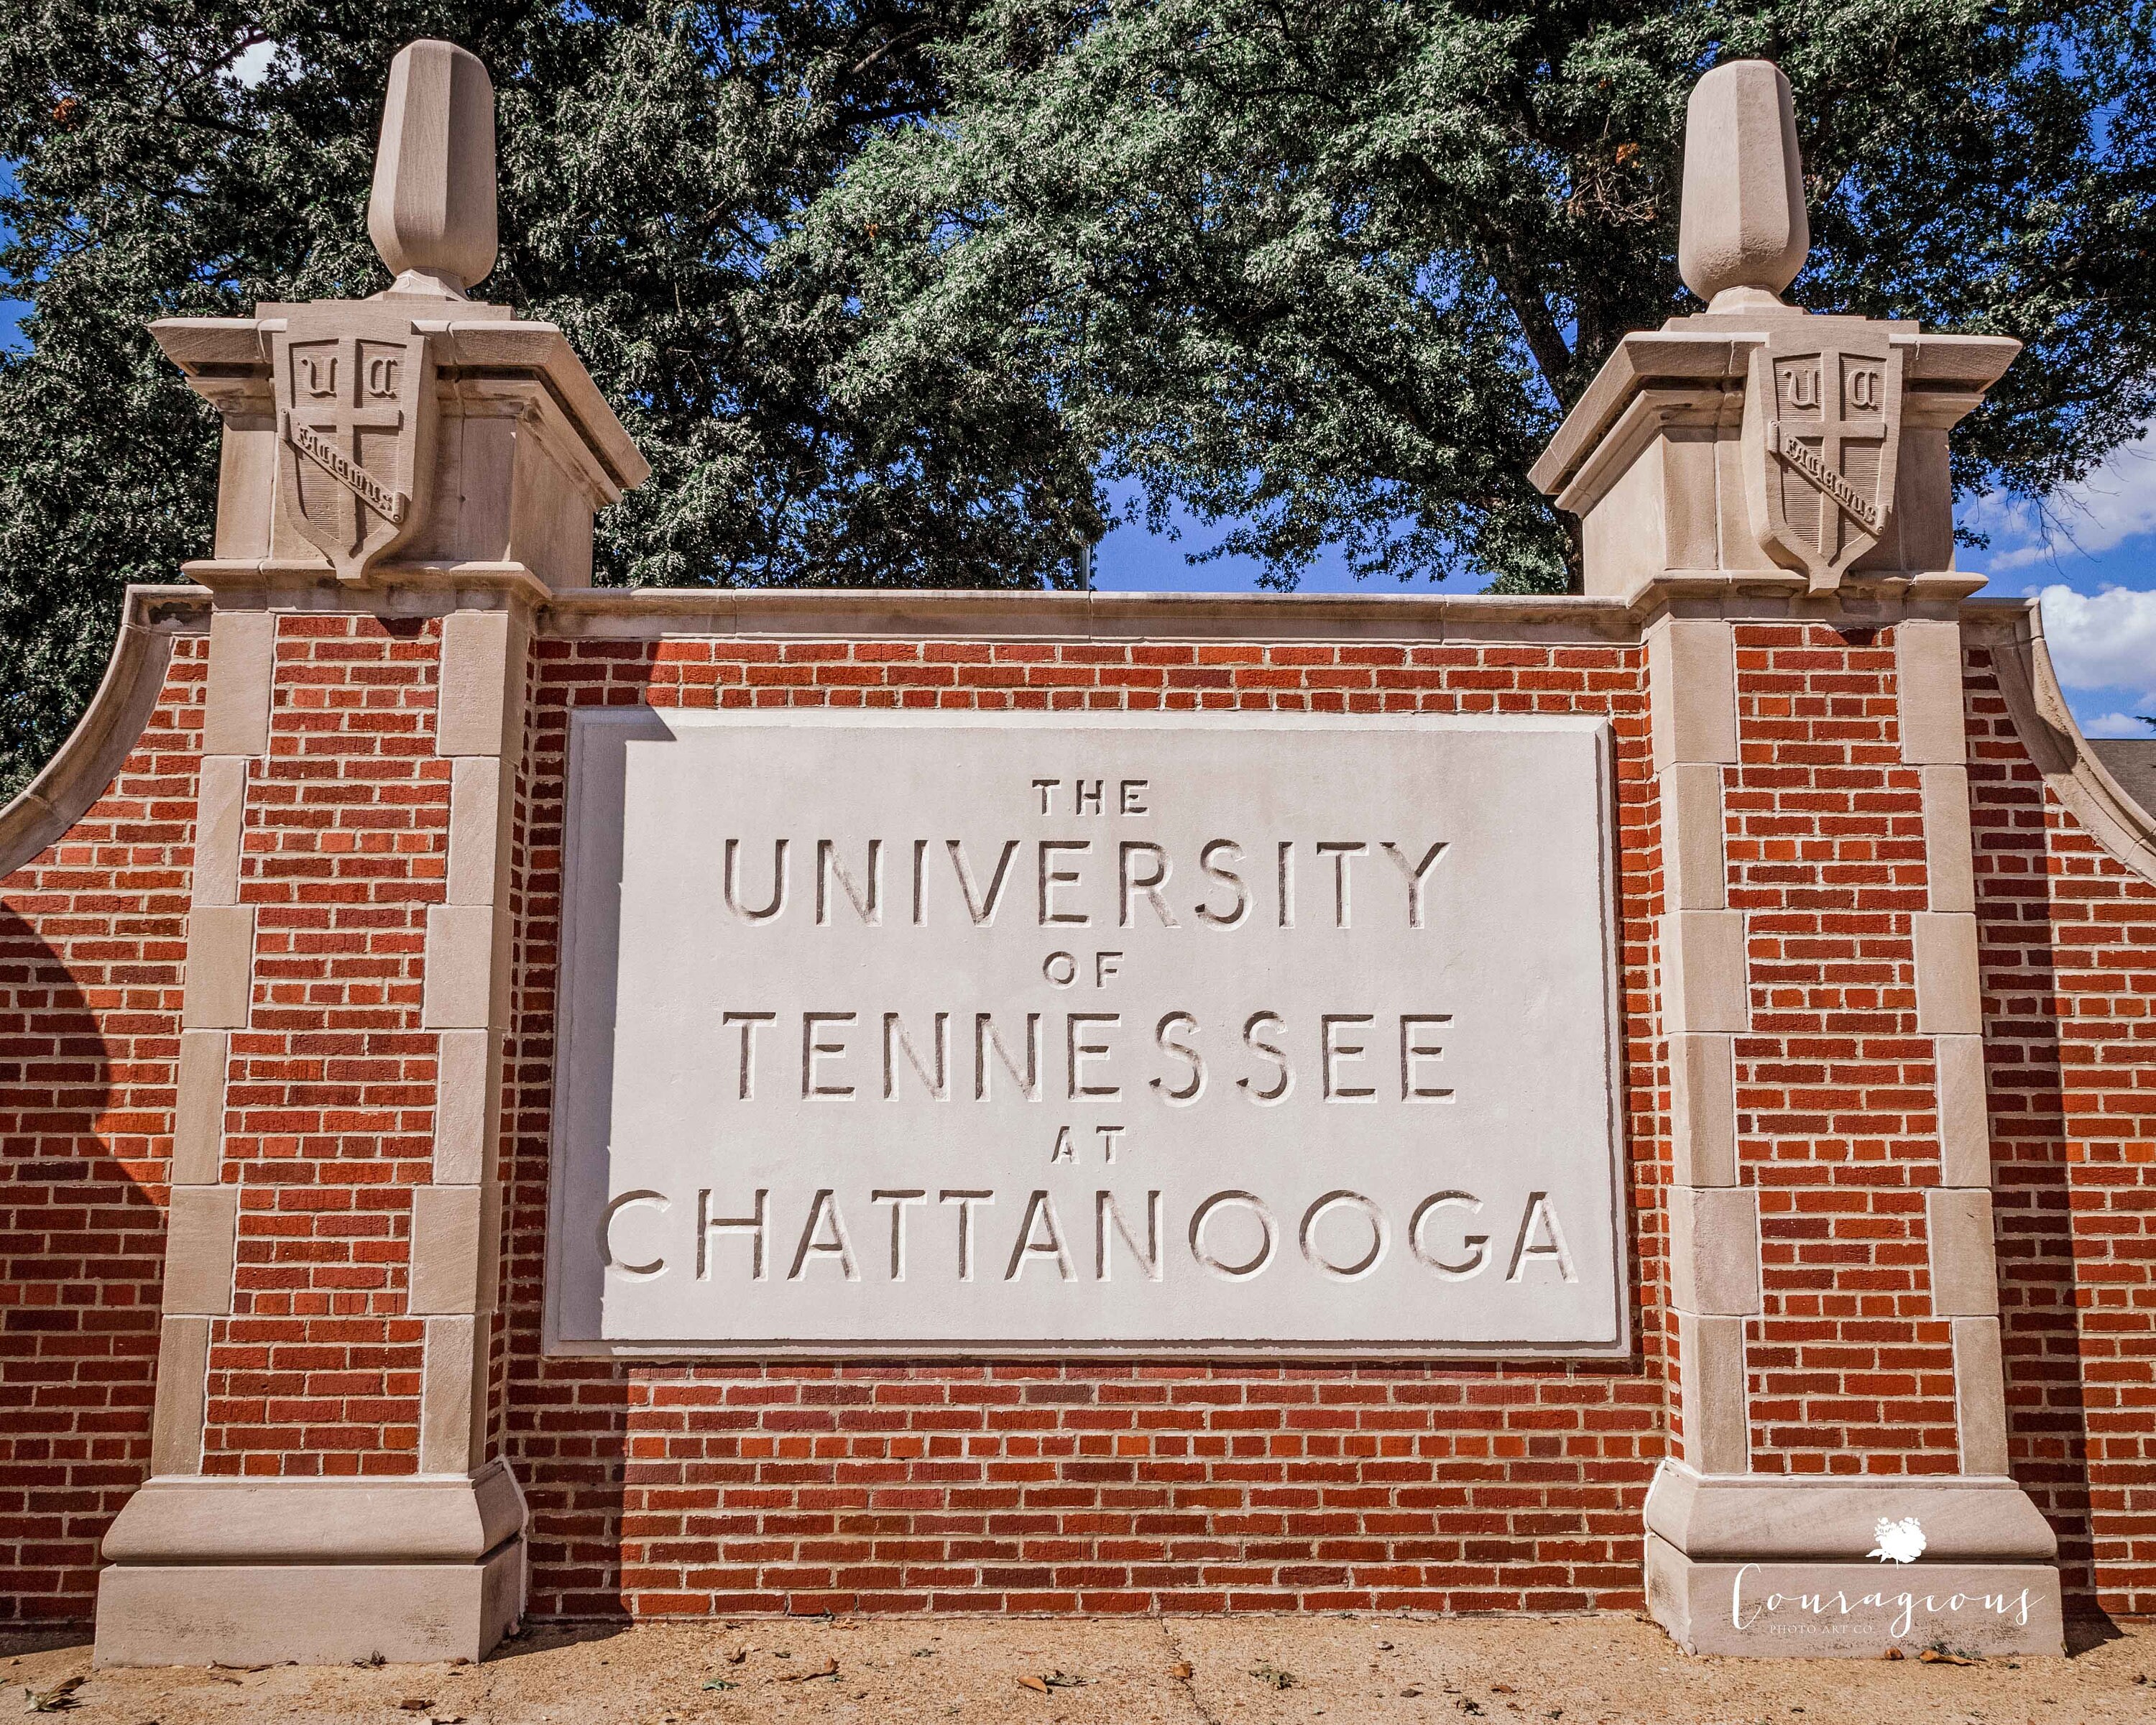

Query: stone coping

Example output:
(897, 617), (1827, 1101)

(0, 589), (209, 879)
(6, 582), (2151, 894)
(1968, 596), (2156, 887)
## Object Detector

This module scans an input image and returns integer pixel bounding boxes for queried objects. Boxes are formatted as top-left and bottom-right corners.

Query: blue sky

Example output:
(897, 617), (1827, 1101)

(4, 292), (2150, 736)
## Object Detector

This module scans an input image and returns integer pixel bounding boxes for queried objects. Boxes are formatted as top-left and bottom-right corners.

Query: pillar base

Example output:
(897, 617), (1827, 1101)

(93, 1460), (525, 1667)
(1643, 1464), (2064, 1657)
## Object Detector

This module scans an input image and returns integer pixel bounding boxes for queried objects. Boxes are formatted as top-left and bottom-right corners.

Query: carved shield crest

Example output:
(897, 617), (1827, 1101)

(273, 312), (436, 582)
(1743, 328), (1903, 592)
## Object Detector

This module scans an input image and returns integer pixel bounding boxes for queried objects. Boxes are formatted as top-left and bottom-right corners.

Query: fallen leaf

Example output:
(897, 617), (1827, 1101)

(209, 1663), (272, 1674)
(24, 1675), (86, 1714)
(777, 1657), (839, 1683)
(701, 1678), (738, 1691)
(398, 1701), (433, 1713)
(1170, 1662), (1192, 1680)
(1403, 1688), (1424, 1698)
(1918, 1649), (1978, 1667)
(1376, 1642), (1393, 1651)
(1017, 1676), (1050, 1696)
(1249, 1662), (1299, 1691)
(1493, 1685), (1516, 1695)
(354, 1652), (387, 1669)
(1882, 1647), (1904, 1661)
(726, 1647), (748, 1665)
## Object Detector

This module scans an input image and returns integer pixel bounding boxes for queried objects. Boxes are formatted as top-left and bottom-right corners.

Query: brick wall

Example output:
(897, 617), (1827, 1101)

(500, 637), (1668, 1616)
(4, 616), (2152, 1624)
(1968, 642), (2156, 1617)
(1733, 624), (1961, 1473)
(0, 635), (203, 1623)
(204, 615), (448, 1478)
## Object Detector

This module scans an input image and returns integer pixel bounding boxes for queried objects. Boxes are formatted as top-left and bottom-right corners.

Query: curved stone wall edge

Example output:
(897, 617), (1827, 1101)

(0, 584), (213, 880)
(1968, 595), (2156, 886)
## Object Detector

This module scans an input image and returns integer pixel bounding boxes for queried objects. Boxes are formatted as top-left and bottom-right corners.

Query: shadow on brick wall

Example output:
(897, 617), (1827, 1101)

(0, 903), (162, 1624)
(1981, 865), (2103, 1615)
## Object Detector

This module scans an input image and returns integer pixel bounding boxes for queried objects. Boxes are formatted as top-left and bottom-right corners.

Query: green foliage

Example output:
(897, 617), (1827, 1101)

(2, 1), (2153, 795)
(0, 1), (1096, 792)
(796, 0), (2156, 592)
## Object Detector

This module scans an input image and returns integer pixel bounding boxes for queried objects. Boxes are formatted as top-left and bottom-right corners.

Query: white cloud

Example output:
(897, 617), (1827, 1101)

(2080, 710), (2155, 739)
(2033, 584), (2156, 696)
(1968, 422), (2156, 571)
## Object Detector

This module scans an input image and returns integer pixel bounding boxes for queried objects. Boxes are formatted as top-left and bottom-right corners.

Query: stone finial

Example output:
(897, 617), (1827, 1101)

(1677, 59), (1809, 310)
(367, 40), (498, 298)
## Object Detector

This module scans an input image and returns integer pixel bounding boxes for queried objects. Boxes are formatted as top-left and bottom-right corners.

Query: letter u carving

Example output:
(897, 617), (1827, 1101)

(724, 838), (788, 921)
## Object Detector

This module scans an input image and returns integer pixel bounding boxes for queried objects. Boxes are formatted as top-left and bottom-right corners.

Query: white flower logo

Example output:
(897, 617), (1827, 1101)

(1867, 1516), (1927, 1564)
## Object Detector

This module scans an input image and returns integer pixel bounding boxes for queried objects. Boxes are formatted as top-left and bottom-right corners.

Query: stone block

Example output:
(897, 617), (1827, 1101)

(1669, 1187), (1761, 1316)
(93, 1547), (523, 1668)
(179, 905), (254, 1030)
(170, 1030), (229, 1187)
(1896, 620), (1968, 765)
(1648, 617), (1738, 774)
(421, 903), (508, 1030)
(190, 755), (249, 908)
(407, 1184), (492, 1315)
(201, 612), (277, 758)
(1920, 765), (1974, 914)
(160, 1186), (239, 1317)
(1662, 761), (1727, 912)
(1912, 911), (1982, 1036)
(147, 1317), (211, 1476)
(420, 1313), (484, 1475)
(1660, 910), (1750, 1034)
(1644, 1468), (2060, 1563)
(433, 1029), (500, 1184)
(1677, 1312), (1749, 1474)
(1669, 1032), (1737, 1187)
(436, 610), (524, 758)
(1935, 1034), (1992, 1189)
(1953, 1316), (2009, 1477)
(1927, 1188), (1999, 1316)
(446, 754), (510, 905)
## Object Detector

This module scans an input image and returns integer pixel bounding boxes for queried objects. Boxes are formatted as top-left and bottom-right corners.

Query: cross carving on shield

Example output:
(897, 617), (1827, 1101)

(1743, 327), (1904, 592)
(272, 311), (436, 583)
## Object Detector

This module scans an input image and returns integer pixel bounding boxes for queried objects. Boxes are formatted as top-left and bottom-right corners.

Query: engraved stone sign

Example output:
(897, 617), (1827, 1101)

(547, 709), (1624, 1355)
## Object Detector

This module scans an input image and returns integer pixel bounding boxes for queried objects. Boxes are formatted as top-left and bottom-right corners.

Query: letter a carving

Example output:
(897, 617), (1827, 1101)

(1743, 326), (1904, 592)
(272, 308), (437, 583)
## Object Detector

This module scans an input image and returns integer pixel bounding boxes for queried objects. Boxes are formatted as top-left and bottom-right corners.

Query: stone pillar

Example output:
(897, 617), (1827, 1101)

(1535, 59), (2062, 1656)
(1649, 612), (1756, 1477)
(92, 40), (646, 1668)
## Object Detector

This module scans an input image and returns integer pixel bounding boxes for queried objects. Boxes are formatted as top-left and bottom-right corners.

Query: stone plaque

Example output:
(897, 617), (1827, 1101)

(546, 709), (1625, 1355)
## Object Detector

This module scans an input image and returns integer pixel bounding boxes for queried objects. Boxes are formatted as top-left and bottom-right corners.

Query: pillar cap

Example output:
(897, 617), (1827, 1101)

(367, 40), (498, 298)
(1678, 60), (1809, 310)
